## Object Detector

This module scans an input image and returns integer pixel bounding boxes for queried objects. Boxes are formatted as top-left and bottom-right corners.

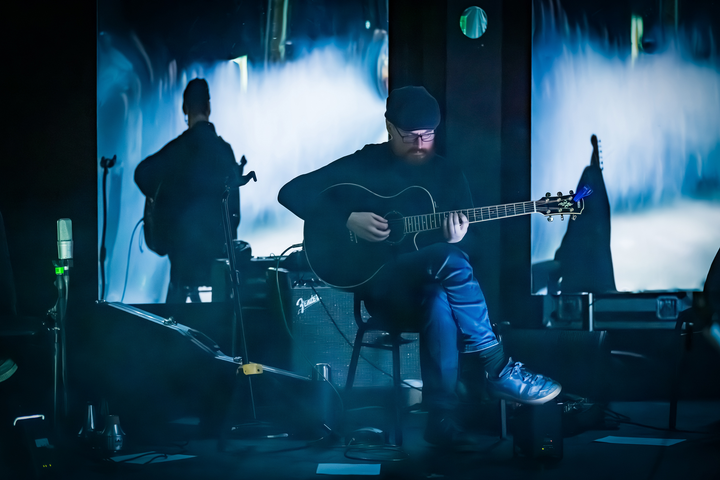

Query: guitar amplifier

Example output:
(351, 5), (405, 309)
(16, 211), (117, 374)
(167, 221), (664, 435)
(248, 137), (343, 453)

(284, 283), (421, 389)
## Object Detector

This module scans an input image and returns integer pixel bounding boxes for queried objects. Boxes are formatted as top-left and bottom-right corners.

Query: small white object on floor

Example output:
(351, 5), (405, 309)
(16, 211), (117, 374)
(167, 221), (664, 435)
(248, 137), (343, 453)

(594, 436), (686, 446)
(316, 463), (381, 475)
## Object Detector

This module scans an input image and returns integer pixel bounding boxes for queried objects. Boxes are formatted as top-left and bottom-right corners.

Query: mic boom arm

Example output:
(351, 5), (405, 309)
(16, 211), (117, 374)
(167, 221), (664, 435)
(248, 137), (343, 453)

(101, 301), (310, 381)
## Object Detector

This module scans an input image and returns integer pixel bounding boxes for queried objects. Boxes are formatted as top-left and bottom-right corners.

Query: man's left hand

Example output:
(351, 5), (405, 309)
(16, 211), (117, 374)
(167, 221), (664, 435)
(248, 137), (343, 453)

(443, 211), (468, 243)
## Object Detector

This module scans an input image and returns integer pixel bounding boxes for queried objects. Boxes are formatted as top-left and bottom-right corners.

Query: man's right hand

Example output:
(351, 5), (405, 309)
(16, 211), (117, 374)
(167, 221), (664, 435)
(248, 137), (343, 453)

(346, 212), (390, 242)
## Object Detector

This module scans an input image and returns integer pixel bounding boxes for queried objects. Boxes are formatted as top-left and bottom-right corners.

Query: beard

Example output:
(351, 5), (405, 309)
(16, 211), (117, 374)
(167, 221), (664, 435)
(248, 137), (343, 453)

(389, 138), (434, 162)
(405, 147), (432, 159)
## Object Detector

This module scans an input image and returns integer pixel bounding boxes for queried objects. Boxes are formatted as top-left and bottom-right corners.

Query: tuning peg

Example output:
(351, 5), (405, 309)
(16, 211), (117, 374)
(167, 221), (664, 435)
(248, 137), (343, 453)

(572, 215), (577, 220)
(569, 190), (574, 195)
(557, 191), (563, 196)
(545, 192), (551, 197)
(560, 214), (564, 221)
(547, 216), (553, 222)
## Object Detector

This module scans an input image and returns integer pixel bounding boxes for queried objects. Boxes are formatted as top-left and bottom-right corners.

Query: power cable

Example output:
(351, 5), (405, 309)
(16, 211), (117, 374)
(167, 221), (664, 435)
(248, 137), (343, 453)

(120, 218), (144, 302)
(271, 244), (346, 415)
(603, 407), (711, 435)
(309, 284), (423, 393)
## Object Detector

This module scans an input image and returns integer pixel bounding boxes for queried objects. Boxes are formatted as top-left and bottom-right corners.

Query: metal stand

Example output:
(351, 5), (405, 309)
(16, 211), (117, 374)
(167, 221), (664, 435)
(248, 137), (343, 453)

(48, 260), (70, 428)
(499, 399), (507, 439)
(221, 159), (262, 417)
(216, 164), (341, 447)
(99, 155), (116, 301)
(101, 301), (309, 380)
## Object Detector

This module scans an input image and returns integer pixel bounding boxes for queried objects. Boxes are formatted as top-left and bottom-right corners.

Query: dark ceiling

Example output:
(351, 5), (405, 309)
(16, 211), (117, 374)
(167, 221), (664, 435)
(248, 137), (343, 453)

(97, 0), (387, 69)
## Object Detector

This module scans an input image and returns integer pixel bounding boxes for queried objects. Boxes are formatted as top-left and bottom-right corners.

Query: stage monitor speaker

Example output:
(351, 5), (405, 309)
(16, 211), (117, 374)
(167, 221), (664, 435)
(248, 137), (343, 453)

(283, 284), (421, 389)
(68, 303), (238, 437)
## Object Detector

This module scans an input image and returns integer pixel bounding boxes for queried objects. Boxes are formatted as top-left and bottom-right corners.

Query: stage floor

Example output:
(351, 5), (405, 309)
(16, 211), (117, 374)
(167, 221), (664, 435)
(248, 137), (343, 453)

(2, 399), (718, 480)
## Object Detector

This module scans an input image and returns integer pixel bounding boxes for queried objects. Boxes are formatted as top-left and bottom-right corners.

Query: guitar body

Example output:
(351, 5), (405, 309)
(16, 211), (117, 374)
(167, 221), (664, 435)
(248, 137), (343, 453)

(143, 183), (170, 256)
(303, 184), (437, 289)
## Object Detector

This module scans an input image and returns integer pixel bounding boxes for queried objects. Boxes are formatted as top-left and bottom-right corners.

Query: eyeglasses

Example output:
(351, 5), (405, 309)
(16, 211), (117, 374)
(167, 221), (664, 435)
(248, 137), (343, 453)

(396, 129), (436, 143)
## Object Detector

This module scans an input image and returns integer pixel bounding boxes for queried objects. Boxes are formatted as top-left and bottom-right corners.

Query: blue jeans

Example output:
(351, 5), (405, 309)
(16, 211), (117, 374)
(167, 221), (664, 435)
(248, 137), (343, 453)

(363, 243), (499, 411)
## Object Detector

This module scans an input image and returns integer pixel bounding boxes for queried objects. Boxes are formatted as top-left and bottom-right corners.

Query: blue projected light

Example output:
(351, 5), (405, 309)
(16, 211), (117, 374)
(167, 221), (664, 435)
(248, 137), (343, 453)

(97, 41), (386, 303)
(531, 1), (720, 293)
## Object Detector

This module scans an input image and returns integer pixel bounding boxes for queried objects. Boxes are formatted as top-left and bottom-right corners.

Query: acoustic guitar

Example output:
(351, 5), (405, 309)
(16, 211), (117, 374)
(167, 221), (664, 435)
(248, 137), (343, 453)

(303, 183), (590, 289)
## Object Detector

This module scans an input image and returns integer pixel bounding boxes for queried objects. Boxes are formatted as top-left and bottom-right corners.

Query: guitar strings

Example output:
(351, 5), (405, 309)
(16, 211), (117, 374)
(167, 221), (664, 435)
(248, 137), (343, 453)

(382, 197), (577, 234)
(391, 201), (539, 233)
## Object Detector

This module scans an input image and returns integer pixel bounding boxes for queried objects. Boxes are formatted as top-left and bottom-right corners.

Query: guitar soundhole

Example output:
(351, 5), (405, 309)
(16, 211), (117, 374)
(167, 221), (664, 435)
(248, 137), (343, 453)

(384, 211), (406, 245)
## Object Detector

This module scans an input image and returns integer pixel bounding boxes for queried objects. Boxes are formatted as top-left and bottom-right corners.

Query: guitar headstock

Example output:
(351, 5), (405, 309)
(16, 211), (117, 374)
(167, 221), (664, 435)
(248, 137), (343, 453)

(536, 191), (586, 222)
(591, 134), (603, 169)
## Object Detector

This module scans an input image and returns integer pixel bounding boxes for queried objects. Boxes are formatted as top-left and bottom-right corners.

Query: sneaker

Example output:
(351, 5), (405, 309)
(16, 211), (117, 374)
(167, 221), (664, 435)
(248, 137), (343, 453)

(486, 358), (561, 405)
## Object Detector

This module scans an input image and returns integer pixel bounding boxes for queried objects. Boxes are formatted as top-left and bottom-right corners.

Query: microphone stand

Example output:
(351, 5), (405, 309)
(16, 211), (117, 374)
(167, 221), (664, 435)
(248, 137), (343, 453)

(48, 258), (71, 429)
(99, 155), (116, 300)
(218, 161), (335, 443)
(221, 158), (259, 417)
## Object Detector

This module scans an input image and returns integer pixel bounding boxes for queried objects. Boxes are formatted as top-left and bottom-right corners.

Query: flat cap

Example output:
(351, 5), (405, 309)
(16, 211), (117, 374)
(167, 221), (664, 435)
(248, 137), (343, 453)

(384, 86), (440, 131)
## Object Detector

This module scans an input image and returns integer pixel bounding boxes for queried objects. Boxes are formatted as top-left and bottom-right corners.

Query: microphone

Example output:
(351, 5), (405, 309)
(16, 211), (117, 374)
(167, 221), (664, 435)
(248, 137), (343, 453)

(57, 218), (73, 262)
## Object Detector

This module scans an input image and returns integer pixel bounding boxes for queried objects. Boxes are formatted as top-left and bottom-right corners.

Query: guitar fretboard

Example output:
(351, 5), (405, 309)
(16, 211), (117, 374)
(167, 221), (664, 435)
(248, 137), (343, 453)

(403, 201), (537, 234)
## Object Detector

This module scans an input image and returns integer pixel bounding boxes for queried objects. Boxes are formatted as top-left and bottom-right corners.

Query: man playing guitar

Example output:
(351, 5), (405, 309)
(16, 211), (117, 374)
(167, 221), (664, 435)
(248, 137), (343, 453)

(278, 86), (561, 446)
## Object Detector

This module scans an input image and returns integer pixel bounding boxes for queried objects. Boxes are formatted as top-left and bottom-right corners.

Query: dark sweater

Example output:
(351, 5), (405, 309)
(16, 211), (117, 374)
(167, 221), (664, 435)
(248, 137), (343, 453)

(279, 142), (475, 251)
(135, 122), (239, 282)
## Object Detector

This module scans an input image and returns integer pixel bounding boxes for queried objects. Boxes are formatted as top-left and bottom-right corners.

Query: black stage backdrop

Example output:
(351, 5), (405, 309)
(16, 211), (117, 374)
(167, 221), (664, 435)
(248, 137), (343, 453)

(1, 0), (97, 316)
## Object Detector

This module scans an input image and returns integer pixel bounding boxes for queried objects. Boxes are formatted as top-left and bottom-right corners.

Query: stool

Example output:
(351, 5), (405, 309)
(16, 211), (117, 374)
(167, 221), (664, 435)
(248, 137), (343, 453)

(345, 295), (417, 446)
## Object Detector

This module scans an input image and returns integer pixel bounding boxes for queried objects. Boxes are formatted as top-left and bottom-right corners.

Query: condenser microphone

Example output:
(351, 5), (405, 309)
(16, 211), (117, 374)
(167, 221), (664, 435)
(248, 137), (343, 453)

(57, 218), (73, 261)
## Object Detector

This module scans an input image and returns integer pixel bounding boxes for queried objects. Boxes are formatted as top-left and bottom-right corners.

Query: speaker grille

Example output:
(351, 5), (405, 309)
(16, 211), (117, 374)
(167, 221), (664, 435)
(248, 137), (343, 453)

(289, 286), (421, 388)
